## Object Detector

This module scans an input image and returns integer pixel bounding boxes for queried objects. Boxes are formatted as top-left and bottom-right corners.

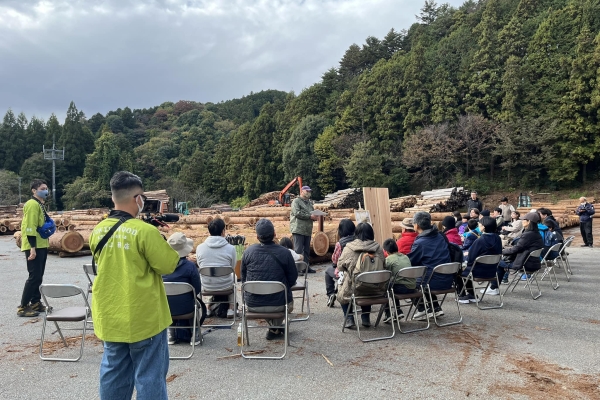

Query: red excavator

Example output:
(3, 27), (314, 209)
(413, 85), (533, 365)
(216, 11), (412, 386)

(269, 176), (303, 206)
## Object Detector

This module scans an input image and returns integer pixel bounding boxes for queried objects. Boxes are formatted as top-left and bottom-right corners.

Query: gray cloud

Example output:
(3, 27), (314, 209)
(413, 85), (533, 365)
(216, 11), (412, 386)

(0, 0), (465, 120)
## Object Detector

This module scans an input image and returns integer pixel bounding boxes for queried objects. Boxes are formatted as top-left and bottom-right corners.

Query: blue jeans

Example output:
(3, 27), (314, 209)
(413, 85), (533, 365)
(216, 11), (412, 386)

(100, 330), (169, 400)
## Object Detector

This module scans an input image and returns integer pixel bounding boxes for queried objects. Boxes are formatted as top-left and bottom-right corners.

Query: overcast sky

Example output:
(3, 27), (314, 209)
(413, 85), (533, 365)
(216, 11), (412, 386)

(0, 0), (466, 121)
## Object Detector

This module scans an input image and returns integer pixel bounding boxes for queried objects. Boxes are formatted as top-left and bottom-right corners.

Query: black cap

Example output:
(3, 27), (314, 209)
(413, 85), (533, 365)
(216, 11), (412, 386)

(481, 210), (490, 217)
(255, 218), (275, 237)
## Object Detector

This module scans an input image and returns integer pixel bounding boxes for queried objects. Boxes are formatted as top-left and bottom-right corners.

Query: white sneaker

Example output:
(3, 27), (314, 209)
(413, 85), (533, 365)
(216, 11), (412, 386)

(227, 309), (235, 319)
(412, 310), (432, 321)
(479, 287), (500, 296)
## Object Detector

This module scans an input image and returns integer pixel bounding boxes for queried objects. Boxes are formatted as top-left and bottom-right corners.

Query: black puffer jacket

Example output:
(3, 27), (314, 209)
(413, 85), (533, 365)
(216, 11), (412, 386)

(241, 242), (298, 307)
(544, 215), (563, 238)
(502, 230), (544, 271)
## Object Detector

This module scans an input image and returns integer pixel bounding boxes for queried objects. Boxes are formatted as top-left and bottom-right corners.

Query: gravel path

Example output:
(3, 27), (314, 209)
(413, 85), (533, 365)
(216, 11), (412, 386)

(0, 236), (598, 400)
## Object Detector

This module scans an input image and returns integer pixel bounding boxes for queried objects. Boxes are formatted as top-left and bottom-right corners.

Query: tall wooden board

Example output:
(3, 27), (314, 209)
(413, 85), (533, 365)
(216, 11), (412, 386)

(362, 187), (393, 246)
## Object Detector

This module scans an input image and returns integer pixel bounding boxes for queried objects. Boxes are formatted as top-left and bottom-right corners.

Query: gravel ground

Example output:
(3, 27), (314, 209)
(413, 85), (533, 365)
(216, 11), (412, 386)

(0, 235), (599, 400)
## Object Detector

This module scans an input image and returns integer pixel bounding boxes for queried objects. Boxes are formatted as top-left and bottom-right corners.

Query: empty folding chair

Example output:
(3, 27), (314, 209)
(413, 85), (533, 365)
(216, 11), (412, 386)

(82, 264), (95, 300)
(460, 254), (503, 310)
(423, 262), (462, 327)
(164, 282), (201, 360)
(389, 266), (430, 334)
(39, 284), (90, 362)
(342, 270), (395, 342)
(290, 261), (310, 322)
(240, 281), (289, 359)
(539, 243), (563, 290)
(198, 266), (237, 328)
(557, 236), (575, 280)
(503, 248), (544, 300)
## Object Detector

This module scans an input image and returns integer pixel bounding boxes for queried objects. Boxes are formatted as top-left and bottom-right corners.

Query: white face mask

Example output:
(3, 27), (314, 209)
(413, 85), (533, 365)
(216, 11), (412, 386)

(136, 196), (145, 217)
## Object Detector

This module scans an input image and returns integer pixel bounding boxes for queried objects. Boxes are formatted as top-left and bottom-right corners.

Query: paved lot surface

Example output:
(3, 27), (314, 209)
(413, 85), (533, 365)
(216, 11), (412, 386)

(0, 235), (599, 400)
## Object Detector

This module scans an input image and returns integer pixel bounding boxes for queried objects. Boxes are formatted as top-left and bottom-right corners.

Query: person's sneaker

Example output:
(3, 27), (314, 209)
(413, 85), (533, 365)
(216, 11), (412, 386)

(29, 302), (47, 313)
(520, 274), (531, 281)
(580, 244), (589, 247)
(434, 307), (444, 317)
(266, 329), (281, 340)
(361, 314), (371, 327)
(326, 294), (336, 308)
(167, 328), (178, 345)
(190, 331), (202, 346)
(468, 294), (479, 303)
(412, 309), (432, 321)
(17, 306), (39, 318)
(344, 316), (356, 329)
(458, 295), (471, 304)
(589, 244), (594, 248)
(227, 309), (235, 319)
(479, 287), (500, 296)
(306, 267), (317, 274)
(501, 278), (509, 284)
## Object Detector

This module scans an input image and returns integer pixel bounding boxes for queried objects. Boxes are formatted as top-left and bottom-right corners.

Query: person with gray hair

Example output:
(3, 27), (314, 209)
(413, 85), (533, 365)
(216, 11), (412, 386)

(407, 211), (452, 320)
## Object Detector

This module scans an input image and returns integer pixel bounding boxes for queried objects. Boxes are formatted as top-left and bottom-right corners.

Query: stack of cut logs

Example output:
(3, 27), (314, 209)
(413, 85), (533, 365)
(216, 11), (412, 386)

(315, 188), (362, 210)
(403, 187), (470, 213)
(517, 198), (597, 229)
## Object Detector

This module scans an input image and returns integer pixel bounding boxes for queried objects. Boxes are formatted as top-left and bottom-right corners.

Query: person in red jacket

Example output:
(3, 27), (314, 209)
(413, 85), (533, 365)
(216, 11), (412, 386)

(442, 216), (463, 246)
(396, 218), (418, 254)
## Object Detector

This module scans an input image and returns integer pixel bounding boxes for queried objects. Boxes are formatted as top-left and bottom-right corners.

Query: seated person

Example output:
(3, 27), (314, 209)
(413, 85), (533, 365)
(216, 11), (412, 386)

(163, 232), (202, 345)
(337, 223), (385, 329)
(481, 212), (544, 295)
(279, 237), (303, 262)
(542, 220), (563, 259)
(241, 219), (298, 340)
(462, 219), (481, 251)
(458, 216), (469, 236)
(196, 219), (237, 318)
(456, 217), (502, 303)
(442, 216), (462, 245)
(396, 218), (417, 254)
(324, 219), (355, 308)
(382, 239), (416, 322)
(538, 208), (563, 239)
(500, 211), (524, 247)
(480, 209), (491, 219)
(453, 211), (462, 227)
(492, 207), (504, 231)
(469, 208), (480, 220)
(408, 212), (452, 320)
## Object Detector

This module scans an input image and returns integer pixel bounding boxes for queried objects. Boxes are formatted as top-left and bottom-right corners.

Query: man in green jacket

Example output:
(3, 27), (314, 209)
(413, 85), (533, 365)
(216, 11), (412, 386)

(90, 171), (179, 400)
(18, 179), (50, 317)
(290, 186), (318, 273)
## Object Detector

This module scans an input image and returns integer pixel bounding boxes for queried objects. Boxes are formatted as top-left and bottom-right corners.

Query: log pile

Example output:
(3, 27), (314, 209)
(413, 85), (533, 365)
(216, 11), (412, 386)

(389, 195), (418, 212)
(244, 191), (291, 208)
(403, 187), (470, 213)
(14, 230), (84, 253)
(315, 188), (362, 210)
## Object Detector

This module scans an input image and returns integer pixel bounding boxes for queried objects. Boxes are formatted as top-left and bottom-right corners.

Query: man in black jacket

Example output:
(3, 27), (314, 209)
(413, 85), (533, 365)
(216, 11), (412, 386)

(576, 197), (595, 247)
(241, 219), (298, 340)
(467, 191), (483, 214)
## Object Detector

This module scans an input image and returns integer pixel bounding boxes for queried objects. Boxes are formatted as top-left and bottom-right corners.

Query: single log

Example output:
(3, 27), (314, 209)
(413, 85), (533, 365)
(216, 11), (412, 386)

(225, 217), (257, 225)
(59, 250), (92, 258)
(179, 215), (214, 224)
(0, 225), (7, 233)
(312, 231), (330, 256)
(70, 215), (103, 221)
(14, 231), (22, 247)
(49, 231), (85, 253)
(324, 229), (338, 246)
(57, 226), (66, 232)
(223, 209), (291, 218)
(67, 224), (76, 231)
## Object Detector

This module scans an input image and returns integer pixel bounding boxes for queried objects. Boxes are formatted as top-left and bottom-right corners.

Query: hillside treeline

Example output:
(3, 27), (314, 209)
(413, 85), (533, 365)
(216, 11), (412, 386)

(1, 0), (600, 209)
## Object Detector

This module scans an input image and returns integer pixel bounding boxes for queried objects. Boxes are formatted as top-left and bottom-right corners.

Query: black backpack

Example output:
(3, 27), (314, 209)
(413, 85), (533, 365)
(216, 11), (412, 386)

(440, 232), (464, 264)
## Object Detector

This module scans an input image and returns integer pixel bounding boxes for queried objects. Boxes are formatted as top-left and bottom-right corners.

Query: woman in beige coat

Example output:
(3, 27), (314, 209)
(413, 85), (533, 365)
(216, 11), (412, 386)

(337, 223), (385, 329)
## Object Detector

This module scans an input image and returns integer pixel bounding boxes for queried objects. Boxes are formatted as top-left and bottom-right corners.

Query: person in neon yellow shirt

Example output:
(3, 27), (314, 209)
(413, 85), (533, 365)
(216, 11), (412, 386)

(90, 171), (179, 400)
(18, 179), (50, 317)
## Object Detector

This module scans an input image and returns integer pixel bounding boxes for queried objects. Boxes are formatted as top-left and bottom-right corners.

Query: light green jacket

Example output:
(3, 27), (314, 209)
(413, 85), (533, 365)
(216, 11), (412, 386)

(90, 215), (179, 343)
(290, 197), (314, 237)
(385, 253), (416, 289)
(21, 199), (49, 251)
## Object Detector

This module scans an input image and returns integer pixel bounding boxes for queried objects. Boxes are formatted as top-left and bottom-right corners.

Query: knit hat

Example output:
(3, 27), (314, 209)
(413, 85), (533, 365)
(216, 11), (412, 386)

(255, 218), (275, 237)
(400, 218), (414, 230)
(167, 232), (194, 258)
(442, 216), (456, 229)
(481, 210), (491, 217)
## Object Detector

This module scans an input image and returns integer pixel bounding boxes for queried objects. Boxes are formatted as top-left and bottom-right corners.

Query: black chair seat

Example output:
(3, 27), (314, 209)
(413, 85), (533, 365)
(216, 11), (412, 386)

(172, 312), (195, 320)
(355, 297), (389, 307)
(429, 288), (455, 296)
(202, 288), (233, 296)
(291, 282), (305, 291)
(245, 312), (286, 320)
(47, 307), (87, 322)
(394, 292), (422, 300)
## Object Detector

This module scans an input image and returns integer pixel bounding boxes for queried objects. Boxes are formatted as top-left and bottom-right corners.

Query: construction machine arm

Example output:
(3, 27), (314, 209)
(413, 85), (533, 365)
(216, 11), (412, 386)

(278, 177), (303, 205)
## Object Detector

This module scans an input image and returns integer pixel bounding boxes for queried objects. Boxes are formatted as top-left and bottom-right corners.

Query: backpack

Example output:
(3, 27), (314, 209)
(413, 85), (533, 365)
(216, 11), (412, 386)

(353, 251), (386, 294)
(540, 229), (553, 248)
(440, 232), (464, 263)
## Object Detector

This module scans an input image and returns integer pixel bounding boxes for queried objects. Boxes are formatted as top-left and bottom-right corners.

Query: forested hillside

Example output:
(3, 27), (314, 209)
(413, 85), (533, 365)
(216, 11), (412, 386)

(1, 0), (600, 209)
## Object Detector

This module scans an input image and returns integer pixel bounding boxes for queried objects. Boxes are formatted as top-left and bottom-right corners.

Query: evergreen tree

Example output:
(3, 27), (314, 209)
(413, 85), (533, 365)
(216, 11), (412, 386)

(430, 66), (459, 124)
(84, 125), (133, 189)
(417, 0), (439, 25)
(87, 113), (105, 135)
(45, 114), (62, 148)
(60, 101), (95, 181)
(0, 109), (25, 172)
(121, 106), (136, 129)
(339, 44), (363, 82)
(26, 116), (47, 157)
(401, 41), (430, 132)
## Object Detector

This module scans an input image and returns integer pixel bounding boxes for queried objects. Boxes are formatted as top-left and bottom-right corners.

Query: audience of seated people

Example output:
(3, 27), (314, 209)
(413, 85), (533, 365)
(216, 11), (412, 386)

(241, 219), (298, 340)
(500, 211), (524, 247)
(492, 208), (504, 231)
(382, 239), (416, 323)
(396, 218), (417, 254)
(455, 217), (502, 304)
(337, 223), (385, 329)
(442, 216), (463, 246)
(163, 232), (202, 346)
(462, 219), (481, 252)
(196, 218), (237, 318)
(324, 219), (356, 308)
(408, 212), (452, 320)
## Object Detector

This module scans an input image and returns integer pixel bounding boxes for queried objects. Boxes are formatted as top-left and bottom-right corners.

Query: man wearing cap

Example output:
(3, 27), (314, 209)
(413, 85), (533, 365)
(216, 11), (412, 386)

(576, 197), (595, 247)
(466, 191), (483, 214)
(241, 219), (298, 340)
(290, 186), (318, 273)
(163, 232), (202, 345)
(396, 218), (417, 254)
(498, 197), (515, 225)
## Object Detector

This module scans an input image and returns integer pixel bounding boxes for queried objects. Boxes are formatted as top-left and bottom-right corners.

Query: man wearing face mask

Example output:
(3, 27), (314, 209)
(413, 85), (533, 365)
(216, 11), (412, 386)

(18, 179), (50, 317)
(89, 171), (179, 400)
(290, 186), (319, 273)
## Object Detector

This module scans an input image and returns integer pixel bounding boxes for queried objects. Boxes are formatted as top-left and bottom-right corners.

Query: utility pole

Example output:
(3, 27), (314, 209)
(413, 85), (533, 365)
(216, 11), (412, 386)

(43, 131), (65, 208)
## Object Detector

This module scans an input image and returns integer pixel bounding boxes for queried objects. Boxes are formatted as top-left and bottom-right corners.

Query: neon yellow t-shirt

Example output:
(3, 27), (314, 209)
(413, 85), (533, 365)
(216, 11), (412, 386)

(90, 214), (179, 343)
(20, 199), (49, 251)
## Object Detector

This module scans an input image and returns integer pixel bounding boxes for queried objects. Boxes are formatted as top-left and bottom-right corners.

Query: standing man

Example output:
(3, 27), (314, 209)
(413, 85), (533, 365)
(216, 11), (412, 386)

(90, 171), (179, 400)
(466, 191), (483, 214)
(576, 197), (595, 248)
(18, 179), (50, 317)
(290, 185), (318, 273)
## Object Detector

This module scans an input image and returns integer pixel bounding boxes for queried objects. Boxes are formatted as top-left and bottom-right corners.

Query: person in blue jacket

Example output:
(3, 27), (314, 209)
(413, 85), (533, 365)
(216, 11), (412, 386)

(163, 232), (202, 346)
(462, 219), (481, 251)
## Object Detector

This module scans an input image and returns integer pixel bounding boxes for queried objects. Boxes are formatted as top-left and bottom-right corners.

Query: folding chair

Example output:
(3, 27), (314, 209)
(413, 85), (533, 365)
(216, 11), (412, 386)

(198, 266), (236, 328)
(82, 264), (95, 300)
(240, 281), (289, 359)
(423, 263), (462, 327)
(557, 236), (575, 280)
(342, 270), (395, 342)
(290, 261), (310, 322)
(39, 284), (90, 362)
(503, 248), (543, 300)
(539, 243), (563, 290)
(460, 255), (503, 310)
(164, 282), (201, 360)
(389, 266), (430, 334)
